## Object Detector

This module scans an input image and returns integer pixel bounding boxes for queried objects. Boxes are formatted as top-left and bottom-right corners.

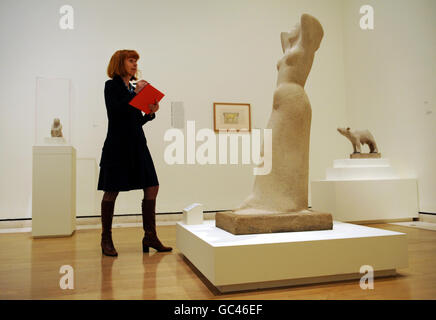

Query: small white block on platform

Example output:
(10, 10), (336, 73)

(182, 203), (204, 225)
(176, 220), (408, 293)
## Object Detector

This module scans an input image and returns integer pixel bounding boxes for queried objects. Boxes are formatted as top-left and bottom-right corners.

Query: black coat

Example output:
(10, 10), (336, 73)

(97, 75), (159, 191)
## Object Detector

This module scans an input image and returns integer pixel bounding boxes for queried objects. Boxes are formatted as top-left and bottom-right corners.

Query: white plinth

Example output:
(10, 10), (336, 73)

(326, 158), (396, 180)
(311, 158), (419, 222)
(32, 145), (76, 237)
(311, 179), (418, 222)
(176, 220), (408, 293)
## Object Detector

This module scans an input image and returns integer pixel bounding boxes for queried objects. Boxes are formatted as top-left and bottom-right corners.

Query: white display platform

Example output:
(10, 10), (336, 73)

(326, 158), (396, 180)
(32, 145), (76, 237)
(176, 220), (408, 293)
(311, 179), (418, 222)
(311, 158), (419, 222)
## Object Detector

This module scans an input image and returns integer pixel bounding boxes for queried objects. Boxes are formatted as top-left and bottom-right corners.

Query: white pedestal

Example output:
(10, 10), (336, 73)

(177, 220), (408, 293)
(311, 179), (418, 222)
(311, 158), (419, 222)
(326, 159), (396, 180)
(32, 145), (76, 237)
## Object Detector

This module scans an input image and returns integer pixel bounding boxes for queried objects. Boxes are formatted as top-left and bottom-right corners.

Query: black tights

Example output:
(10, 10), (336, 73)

(102, 186), (159, 204)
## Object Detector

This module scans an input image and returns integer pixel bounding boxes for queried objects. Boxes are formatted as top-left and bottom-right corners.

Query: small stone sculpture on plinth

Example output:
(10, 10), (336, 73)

(216, 14), (333, 235)
(44, 118), (66, 144)
(51, 118), (63, 137)
(337, 127), (381, 159)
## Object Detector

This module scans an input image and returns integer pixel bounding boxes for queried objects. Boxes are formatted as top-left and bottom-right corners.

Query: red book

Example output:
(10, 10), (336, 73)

(129, 84), (165, 114)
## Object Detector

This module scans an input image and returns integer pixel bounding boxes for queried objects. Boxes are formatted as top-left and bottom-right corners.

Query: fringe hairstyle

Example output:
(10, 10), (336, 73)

(107, 49), (140, 80)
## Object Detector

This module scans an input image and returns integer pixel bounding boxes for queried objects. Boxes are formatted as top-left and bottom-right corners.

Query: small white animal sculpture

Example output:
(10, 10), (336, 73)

(337, 127), (378, 153)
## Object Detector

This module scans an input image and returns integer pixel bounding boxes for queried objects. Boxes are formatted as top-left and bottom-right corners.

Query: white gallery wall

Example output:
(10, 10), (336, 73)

(0, 0), (348, 219)
(342, 0), (436, 213)
(0, 0), (433, 220)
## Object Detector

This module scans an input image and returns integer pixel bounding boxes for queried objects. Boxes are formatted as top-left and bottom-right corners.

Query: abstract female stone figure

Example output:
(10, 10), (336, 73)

(233, 14), (324, 215)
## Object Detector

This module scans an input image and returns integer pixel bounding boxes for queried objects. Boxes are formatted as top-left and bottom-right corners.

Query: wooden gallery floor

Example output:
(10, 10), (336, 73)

(0, 223), (435, 300)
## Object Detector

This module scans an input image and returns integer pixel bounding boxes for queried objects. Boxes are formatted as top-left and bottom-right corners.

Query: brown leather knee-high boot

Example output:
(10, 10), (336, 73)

(101, 200), (118, 257)
(141, 199), (172, 252)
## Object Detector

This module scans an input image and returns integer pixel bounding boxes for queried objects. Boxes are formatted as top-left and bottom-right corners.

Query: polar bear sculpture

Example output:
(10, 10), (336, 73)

(337, 127), (378, 154)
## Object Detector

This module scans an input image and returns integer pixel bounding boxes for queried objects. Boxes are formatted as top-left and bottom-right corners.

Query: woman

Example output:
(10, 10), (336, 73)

(98, 49), (172, 257)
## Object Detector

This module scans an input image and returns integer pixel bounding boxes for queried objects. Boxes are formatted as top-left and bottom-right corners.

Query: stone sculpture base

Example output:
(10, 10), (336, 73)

(215, 211), (333, 235)
(350, 153), (381, 159)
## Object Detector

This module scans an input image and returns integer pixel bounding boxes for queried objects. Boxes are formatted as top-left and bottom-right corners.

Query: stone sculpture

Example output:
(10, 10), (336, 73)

(215, 14), (332, 234)
(337, 127), (379, 154)
(51, 118), (63, 138)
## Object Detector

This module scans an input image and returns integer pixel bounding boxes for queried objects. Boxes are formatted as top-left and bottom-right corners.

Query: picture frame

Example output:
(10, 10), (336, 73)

(213, 102), (251, 132)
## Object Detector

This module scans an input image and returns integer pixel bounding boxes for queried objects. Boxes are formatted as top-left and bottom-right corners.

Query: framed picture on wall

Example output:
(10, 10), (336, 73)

(213, 102), (251, 132)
